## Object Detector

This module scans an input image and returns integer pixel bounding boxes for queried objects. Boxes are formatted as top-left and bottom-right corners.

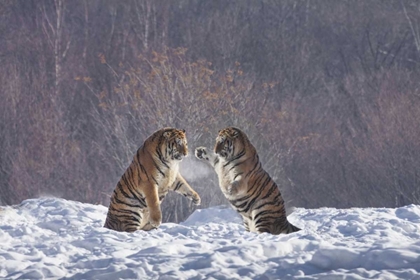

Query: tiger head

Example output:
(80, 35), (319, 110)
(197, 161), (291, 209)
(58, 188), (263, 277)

(162, 128), (188, 161)
(214, 127), (248, 160)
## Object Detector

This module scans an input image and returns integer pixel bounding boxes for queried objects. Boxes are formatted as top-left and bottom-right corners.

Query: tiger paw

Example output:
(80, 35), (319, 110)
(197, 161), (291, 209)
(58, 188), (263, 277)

(195, 147), (209, 161)
(191, 193), (201, 205)
(149, 212), (162, 228)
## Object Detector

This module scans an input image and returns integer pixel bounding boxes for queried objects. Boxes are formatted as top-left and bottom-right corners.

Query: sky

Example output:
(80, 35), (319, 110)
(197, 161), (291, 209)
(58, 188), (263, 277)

(1, 197), (420, 279)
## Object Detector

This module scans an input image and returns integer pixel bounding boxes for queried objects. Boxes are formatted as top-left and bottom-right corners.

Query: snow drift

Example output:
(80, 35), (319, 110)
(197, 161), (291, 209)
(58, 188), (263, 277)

(1, 198), (420, 279)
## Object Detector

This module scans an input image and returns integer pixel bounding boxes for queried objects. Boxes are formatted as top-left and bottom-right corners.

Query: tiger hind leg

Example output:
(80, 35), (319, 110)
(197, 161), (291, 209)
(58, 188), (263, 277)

(284, 222), (301, 234)
(252, 210), (301, 235)
(273, 219), (301, 234)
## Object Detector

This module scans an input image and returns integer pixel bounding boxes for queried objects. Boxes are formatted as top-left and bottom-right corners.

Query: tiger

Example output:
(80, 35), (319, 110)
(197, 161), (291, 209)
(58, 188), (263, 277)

(104, 127), (201, 232)
(195, 127), (300, 235)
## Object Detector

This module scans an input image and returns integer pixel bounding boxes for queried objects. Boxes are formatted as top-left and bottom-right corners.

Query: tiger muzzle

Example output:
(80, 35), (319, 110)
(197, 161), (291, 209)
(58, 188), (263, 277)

(215, 142), (230, 158)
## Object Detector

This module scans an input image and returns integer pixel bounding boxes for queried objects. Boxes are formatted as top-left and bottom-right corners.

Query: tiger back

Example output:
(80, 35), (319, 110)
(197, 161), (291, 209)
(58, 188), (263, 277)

(104, 127), (201, 232)
(195, 127), (300, 235)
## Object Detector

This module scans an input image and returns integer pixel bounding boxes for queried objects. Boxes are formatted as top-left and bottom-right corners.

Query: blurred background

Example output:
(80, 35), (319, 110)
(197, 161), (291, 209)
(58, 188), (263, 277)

(1, 0), (420, 222)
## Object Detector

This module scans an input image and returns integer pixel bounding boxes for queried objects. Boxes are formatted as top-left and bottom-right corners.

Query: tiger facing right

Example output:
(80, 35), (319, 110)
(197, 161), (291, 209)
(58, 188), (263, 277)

(104, 127), (200, 232)
(195, 127), (301, 235)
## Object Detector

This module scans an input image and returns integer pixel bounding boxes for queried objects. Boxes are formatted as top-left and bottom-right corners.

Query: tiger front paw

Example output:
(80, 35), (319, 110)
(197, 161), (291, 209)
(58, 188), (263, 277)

(191, 192), (201, 205)
(195, 147), (209, 161)
(149, 211), (162, 229)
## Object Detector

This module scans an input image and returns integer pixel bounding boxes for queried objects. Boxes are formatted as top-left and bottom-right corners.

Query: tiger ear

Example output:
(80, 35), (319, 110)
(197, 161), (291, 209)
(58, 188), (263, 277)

(163, 131), (171, 139)
(181, 129), (186, 133)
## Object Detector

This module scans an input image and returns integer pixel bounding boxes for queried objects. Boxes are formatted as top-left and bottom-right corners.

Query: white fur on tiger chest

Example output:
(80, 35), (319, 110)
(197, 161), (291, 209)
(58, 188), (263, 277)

(215, 159), (246, 197)
(156, 161), (179, 191)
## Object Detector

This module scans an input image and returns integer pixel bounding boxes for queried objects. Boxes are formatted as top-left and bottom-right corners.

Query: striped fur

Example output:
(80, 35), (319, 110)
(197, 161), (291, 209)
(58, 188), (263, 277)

(104, 128), (200, 232)
(195, 127), (300, 235)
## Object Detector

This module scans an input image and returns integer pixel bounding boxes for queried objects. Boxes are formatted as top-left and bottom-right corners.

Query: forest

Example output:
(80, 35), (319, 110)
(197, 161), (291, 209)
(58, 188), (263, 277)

(1, 0), (420, 223)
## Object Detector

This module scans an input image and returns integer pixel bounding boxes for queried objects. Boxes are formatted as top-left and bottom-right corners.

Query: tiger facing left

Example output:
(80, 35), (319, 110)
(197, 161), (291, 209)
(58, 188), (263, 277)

(104, 127), (201, 232)
(195, 127), (300, 235)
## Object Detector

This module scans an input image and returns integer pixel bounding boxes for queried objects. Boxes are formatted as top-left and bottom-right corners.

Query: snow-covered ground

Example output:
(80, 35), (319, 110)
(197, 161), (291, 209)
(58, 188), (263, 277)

(1, 198), (420, 279)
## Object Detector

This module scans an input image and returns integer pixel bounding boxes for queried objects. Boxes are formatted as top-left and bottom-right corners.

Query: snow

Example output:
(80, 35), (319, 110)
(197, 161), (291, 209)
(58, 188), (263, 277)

(1, 198), (420, 279)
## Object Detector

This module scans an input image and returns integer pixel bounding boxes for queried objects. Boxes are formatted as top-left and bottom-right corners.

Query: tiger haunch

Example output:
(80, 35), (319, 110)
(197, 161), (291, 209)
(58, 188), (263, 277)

(195, 127), (300, 235)
(104, 127), (201, 232)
